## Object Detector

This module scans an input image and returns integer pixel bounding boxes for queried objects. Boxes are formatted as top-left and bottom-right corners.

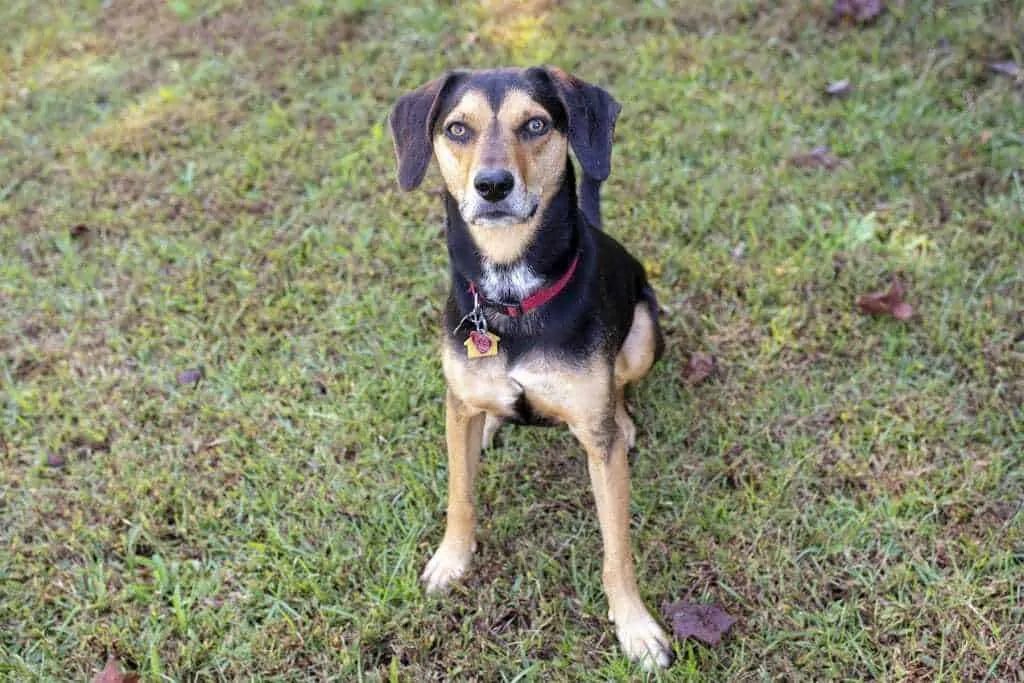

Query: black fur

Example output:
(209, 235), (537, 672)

(391, 68), (661, 426)
(443, 161), (659, 368)
(389, 71), (465, 191)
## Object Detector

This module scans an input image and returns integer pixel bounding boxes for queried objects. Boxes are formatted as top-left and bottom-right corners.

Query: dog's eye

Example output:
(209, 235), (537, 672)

(446, 122), (469, 140)
(524, 118), (548, 135)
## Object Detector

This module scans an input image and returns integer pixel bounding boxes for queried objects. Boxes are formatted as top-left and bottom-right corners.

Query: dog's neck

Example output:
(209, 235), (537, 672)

(445, 162), (581, 305)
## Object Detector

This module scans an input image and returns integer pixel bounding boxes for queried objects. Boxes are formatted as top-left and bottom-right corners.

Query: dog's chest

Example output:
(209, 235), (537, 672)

(480, 262), (542, 302)
(442, 343), (577, 423)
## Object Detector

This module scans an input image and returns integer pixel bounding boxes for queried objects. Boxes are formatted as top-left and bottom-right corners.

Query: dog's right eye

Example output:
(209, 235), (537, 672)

(445, 122), (470, 140)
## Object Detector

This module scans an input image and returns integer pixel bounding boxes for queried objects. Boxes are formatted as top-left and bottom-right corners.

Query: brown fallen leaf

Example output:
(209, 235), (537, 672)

(936, 196), (951, 224)
(683, 353), (717, 385)
(825, 79), (853, 97)
(788, 146), (844, 171)
(832, 0), (885, 24)
(70, 224), (91, 240)
(856, 279), (913, 321)
(662, 600), (737, 647)
(176, 367), (204, 385)
(832, 252), (849, 279)
(91, 655), (139, 683)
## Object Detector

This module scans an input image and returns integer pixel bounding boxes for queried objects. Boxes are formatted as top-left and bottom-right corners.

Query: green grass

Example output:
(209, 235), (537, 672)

(2, 0), (1023, 679)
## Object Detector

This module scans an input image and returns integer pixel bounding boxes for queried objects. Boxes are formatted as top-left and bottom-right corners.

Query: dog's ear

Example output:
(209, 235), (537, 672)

(388, 72), (461, 191)
(533, 67), (621, 228)
(544, 67), (621, 183)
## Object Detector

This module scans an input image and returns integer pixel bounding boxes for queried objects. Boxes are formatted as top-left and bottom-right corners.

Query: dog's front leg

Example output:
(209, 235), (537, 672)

(421, 389), (485, 593)
(577, 422), (672, 670)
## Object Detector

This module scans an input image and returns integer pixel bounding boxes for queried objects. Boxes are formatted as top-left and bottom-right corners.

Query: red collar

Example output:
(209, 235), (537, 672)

(468, 253), (580, 318)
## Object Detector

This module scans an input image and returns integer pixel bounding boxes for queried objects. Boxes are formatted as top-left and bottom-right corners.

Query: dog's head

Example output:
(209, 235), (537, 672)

(389, 67), (620, 258)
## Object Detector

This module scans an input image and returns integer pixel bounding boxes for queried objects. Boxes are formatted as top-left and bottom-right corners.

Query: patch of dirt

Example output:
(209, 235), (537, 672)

(85, 93), (242, 155)
(666, 1), (830, 41)
(318, 9), (373, 48)
(97, 0), (273, 58)
(97, 1), (375, 81)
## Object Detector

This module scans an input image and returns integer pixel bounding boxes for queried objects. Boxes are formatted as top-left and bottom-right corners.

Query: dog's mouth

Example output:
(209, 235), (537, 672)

(468, 202), (538, 227)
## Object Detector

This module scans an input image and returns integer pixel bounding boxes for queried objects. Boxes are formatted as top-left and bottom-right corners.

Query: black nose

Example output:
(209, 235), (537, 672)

(474, 169), (514, 202)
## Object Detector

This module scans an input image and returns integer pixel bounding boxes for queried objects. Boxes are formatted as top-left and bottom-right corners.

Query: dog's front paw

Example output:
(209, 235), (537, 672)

(421, 541), (474, 594)
(613, 610), (673, 670)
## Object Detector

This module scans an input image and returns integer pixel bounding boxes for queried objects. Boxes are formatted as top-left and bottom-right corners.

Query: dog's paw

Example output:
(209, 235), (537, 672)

(421, 542), (473, 594)
(614, 611), (673, 670)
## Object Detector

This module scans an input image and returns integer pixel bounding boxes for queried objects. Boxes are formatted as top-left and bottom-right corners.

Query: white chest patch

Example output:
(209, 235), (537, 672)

(480, 261), (543, 301)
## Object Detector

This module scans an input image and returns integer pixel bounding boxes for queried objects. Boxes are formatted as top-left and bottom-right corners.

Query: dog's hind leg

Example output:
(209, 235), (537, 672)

(612, 301), (659, 454)
(614, 389), (636, 451)
(481, 413), (504, 450)
(421, 389), (485, 593)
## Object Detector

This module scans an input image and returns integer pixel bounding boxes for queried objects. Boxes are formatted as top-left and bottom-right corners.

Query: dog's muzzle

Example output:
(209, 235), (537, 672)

(462, 167), (538, 226)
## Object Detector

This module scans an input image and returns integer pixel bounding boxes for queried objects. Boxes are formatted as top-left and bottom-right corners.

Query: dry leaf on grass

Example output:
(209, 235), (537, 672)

(683, 353), (717, 385)
(662, 600), (737, 647)
(91, 656), (139, 683)
(176, 367), (204, 385)
(856, 279), (913, 320)
(788, 146), (844, 171)
(832, 0), (885, 24)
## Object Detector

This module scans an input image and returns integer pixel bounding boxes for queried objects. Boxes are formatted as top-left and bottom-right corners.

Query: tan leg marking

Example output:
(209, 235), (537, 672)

(422, 389), (485, 593)
(511, 347), (671, 669)
(425, 344), (520, 592)
(582, 431), (672, 670)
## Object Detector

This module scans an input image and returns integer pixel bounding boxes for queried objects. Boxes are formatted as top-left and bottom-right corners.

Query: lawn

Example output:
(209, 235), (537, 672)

(1, 0), (1022, 680)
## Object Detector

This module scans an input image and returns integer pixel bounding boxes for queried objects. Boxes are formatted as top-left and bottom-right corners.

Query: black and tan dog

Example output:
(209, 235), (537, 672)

(389, 67), (672, 669)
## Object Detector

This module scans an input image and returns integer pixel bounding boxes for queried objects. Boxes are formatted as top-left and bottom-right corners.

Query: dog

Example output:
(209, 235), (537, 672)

(389, 66), (672, 669)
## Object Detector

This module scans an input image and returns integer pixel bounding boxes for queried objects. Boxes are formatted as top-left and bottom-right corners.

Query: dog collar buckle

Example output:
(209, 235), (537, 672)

(456, 286), (500, 359)
(455, 285), (489, 335)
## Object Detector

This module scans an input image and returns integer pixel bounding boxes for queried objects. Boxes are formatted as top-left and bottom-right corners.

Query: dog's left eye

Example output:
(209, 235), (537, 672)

(446, 122), (470, 139)
(523, 118), (548, 135)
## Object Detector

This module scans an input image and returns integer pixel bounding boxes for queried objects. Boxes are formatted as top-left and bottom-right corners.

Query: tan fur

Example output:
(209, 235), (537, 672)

(421, 389), (485, 593)
(427, 300), (670, 667)
(434, 89), (569, 264)
(615, 302), (658, 386)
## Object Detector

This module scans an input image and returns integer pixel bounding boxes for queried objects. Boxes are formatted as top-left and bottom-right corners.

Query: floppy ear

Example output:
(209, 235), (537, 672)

(542, 67), (621, 229)
(388, 72), (461, 191)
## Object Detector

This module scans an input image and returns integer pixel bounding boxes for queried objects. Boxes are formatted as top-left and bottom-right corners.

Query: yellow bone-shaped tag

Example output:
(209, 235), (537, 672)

(465, 331), (500, 359)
